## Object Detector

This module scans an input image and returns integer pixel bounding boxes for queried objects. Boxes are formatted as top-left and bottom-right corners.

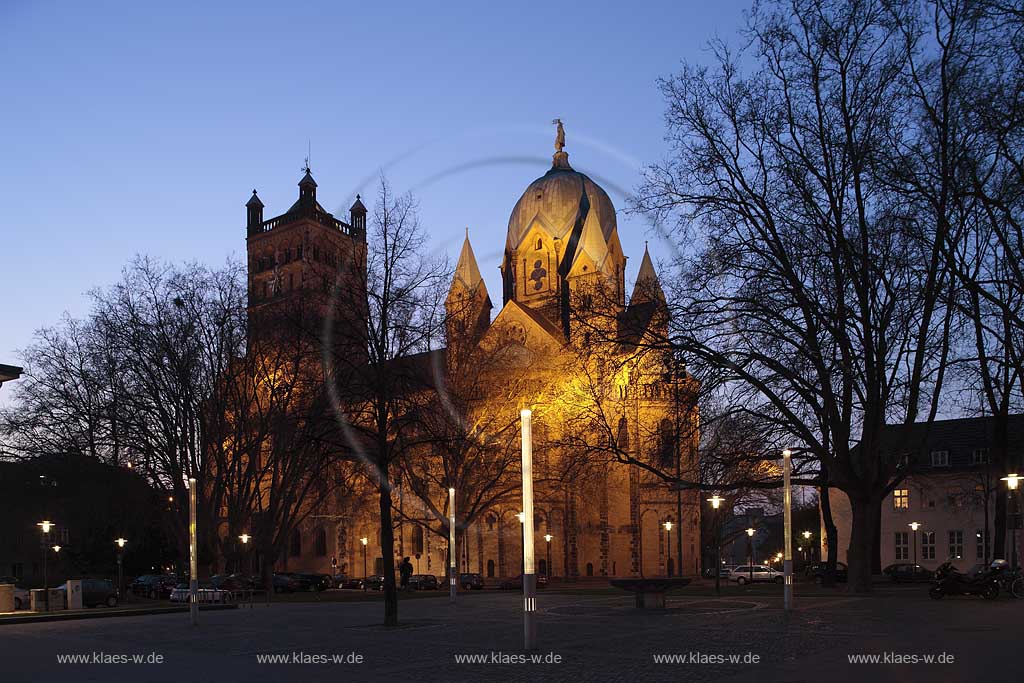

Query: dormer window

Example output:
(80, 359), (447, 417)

(535, 238), (543, 251)
(930, 450), (950, 467)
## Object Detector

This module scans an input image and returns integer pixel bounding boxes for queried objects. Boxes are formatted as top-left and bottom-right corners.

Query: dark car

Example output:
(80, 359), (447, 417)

(294, 573), (334, 591)
(130, 574), (178, 599)
(363, 575), (385, 591)
(335, 575), (364, 590)
(804, 561), (848, 584)
(272, 573), (299, 593)
(59, 579), (118, 608)
(211, 573), (257, 591)
(408, 574), (439, 591)
(459, 573), (484, 590)
(883, 563), (933, 583)
(499, 574), (548, 590)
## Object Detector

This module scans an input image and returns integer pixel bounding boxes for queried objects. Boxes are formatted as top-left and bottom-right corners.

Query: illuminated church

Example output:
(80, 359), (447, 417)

(244, 127), (701, 581)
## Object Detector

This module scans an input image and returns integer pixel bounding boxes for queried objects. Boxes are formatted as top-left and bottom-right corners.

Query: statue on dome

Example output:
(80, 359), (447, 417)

(552, 118), (565, 153)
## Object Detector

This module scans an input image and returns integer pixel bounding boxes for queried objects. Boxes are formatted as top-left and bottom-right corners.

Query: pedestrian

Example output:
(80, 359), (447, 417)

(400, 557), (413, 590)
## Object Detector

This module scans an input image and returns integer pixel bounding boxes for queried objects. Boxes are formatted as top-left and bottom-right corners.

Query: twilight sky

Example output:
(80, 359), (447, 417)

(0, 0), (749, 366)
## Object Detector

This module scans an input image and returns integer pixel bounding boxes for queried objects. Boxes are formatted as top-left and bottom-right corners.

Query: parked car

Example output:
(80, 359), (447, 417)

(804, 561), (849, 584)
(459, 573), (484, 590)
(272, 573), (299, 593)
(882, 563), (933, 583)
(363, 575), (385, 591)
(211, 574), (256, 591)
(408, 574), (439, 590)
(335, 576), (364, 590)
(130, 574), (178, 599)
(499, 574), (549, 590)
(731, 565), (783, 585)
(293, 573), (333, 591)
(57, 579), (119, 608)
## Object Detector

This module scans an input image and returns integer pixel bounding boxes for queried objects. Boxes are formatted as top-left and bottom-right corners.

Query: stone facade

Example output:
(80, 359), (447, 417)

(246, 146), (701, 581)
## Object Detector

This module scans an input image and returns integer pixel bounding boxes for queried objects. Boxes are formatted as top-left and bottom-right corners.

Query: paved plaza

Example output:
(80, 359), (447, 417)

(0, 585), (1019, 682)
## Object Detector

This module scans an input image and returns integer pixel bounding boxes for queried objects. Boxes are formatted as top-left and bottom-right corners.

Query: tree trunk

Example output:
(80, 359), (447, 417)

(846, 494), (880, 592)
(378, 479), (398, 627)
(819, 485), (839, 587)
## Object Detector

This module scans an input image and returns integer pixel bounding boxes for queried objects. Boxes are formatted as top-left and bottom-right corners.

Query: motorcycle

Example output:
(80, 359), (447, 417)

(928, 560), (999, 600)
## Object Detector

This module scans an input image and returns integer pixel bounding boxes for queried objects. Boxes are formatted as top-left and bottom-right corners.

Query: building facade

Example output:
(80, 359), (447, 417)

(242, 135), (701, 581)
(824, 416), (1024, 574)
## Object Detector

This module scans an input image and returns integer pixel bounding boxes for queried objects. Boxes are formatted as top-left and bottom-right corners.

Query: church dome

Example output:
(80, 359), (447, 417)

(505, 151), (617, 253)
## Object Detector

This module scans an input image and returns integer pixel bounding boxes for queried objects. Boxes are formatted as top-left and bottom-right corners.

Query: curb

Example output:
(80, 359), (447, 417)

(0, 603), (237, 625)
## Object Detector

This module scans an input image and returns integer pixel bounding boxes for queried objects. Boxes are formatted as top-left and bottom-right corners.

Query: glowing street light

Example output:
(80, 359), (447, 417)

(706, 496), (724, 594)
(238, 533), (250, 545)
(52, 545), (61, 554)
(1002, 474), (1021, 572)
(909, 522), (920, 566)
(663, 520), (674, 576)
(544, 534), (553, 578)
(38, 520), (53, 611)
(745, 527), (756, 582)
(115, 537), (127, 599)
(360, 537), (369, 590)
(188, 477), (197, 626)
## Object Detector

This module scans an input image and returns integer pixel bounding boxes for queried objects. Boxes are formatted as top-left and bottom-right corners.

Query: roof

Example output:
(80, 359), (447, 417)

(349, 195), (367, 214)
(0, 363), (23, 387)
(629, 245), (665, 306)
(869, 415), (1024, 472)
(453, 233), (484, 292)
(246, 190), (264, 208)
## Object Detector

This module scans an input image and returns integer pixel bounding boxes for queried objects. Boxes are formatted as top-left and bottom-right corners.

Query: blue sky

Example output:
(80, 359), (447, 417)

(0, 0), (749, 365)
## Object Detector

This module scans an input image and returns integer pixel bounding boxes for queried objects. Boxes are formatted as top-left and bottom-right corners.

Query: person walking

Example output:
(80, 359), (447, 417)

(400, 557), (413, 590)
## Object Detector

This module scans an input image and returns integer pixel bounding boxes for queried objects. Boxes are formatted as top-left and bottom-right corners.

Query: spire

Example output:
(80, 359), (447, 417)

(298, 165), (317, 203)
(349, 194), (367, 238)
(246, 189), (264, 232)
(630, 244), (665, 306)
(453, 230), (484, 291)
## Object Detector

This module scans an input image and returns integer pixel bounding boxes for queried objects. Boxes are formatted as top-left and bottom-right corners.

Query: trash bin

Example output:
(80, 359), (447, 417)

(30, 588), (47, 612)
(65, 580), (83, 610)
(0, 584), (13, 613)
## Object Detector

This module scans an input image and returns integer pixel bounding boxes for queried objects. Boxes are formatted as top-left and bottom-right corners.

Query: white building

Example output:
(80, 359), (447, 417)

(825, 416), (1023, 574)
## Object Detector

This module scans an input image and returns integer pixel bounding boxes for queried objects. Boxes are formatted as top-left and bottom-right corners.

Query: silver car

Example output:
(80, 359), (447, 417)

(731, 565), (783, 585)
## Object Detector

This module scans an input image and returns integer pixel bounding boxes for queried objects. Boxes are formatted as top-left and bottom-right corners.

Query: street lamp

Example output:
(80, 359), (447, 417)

(707, 495), (724, 595)
(663, 521), (674, 577)
(238, 534), (250, 575)
(360, 537), (368, 590)
(520, 407), (538, 651)
(544, 534), (553, 578)
(37, 520), (53, 611)
(909, 522), (920, 566)
(448, 487), (456, 604)
(745, 528), (755, 583)
(782, 448), (793, 612)
(1002, 474), (1020, 573)
(115, 538), (127, 599)
(52, 545), (61, 554)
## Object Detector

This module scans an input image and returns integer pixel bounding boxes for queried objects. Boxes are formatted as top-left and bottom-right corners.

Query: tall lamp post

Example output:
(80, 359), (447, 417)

(1002, 474), (1020, 573)
(909, 522), (920, 566)
(663, 521), (674, 576)
(520, 408), (537, 651)
(187, 477), (198, 626)
(238, 533), (250, 575)
(37, 520), (53, 611)
(115, 538), (127, 599)
(448, 487), (456, 604)
(360, 537), (368, 590)
(745, 528), (755, 583)
(802, 530), (812, 569)
(707, 495), (724, 594)
(782, 448), (793, 612)
(544, 534), (553, 578)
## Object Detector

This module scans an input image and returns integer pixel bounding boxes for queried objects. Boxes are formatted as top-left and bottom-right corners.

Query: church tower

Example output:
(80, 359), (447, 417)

(446, 230), (492, 344)
(500, 125), (625, 339)
(244, 166), (368, 354)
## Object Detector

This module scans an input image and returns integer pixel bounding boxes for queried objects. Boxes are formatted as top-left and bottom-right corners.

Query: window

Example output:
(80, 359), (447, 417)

(11, 563), (23, 579)
(586, 562), (594, 577)
(971, 448), (990, 464)
(895, 532), (909, 561)
(314, 528), (327, 557)
(948, 530), (964, 559)
(947, 487), (963, 508)
(538, 559), (548, 576)
(893, 489), (909, 510)
(289, 529), (302, 557)
(921, 531), (936, 560)
(976, 529), (987, 560)
(930, 450), (950, 467)
(486, 559), (495, 578)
